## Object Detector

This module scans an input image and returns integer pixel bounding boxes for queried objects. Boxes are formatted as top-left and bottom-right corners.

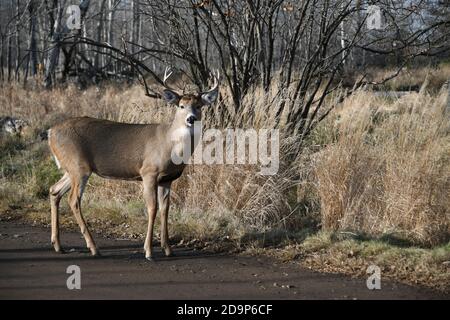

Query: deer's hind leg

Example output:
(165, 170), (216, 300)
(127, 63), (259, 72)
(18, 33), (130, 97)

(67, 171), (99, 256)
(50, 172), (71, 253)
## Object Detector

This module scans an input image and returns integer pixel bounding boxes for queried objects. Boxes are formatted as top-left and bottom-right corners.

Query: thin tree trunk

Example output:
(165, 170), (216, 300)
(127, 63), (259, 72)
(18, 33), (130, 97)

(107, 0), (116, 74)
(340, 17), (346, 66)
(0, 0), (3, 82)
(15, 0), (20, 80)
(107, 0), (115, 46)
(7, 0), (12, 82)
(29, 0), (38, 77)
(94, 0), (107, 74)
(130, 0), (141, 76)
(44, 1), (64, 88)
(0, 35), (4, 82)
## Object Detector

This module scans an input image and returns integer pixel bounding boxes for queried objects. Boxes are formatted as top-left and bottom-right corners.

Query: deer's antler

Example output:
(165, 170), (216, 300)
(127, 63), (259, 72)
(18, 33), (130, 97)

(202, 69), (220, 94)
(163, 67), (179, 93)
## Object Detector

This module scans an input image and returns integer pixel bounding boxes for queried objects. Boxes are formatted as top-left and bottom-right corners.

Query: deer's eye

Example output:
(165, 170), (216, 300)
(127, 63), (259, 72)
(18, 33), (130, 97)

(179, 105), (185, 109)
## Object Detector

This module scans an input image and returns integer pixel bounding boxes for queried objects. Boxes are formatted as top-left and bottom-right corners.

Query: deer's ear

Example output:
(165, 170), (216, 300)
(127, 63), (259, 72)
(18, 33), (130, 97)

(162, 89), (180, 105)
(201, 88), (219, 106)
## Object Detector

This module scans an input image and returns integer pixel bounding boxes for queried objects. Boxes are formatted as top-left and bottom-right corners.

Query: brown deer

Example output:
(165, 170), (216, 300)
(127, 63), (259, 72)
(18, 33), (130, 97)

(47, 69), (219, 260)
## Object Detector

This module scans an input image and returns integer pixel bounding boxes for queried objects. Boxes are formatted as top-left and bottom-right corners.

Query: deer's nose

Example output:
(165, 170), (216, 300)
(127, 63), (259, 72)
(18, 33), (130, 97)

(186, 115), (197, 125)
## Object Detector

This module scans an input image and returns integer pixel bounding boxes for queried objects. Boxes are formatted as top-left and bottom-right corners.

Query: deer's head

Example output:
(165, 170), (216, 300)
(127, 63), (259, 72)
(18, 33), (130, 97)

(161, 69), (219, 128)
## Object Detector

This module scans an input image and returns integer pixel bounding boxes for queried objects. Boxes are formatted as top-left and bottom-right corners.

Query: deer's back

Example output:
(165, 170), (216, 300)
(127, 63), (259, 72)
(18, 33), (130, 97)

(49, 117), (168, 180)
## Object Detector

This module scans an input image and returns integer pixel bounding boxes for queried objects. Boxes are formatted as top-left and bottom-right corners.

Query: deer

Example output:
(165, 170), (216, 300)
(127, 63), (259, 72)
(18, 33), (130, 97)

(47, 69), (219, 260)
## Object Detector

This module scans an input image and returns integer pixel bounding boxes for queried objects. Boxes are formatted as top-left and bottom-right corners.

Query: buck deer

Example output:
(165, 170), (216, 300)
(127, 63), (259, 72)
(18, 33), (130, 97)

(47, 69), (219, 260)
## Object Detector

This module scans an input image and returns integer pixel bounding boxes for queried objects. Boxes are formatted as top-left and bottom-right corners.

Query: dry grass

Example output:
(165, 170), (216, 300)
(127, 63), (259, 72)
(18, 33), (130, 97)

(369, 64), (450, 92)
(315, 89), (450, 246)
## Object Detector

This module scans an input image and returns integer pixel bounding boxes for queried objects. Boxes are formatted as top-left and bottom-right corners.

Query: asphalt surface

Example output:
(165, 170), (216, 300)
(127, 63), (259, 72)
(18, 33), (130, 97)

(0, 221), (447, 299)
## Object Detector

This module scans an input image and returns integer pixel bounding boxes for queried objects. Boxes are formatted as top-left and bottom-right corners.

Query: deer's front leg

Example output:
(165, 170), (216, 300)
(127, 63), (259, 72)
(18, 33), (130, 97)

(158, 182), (172, 257)
(142, 174), (158, 261)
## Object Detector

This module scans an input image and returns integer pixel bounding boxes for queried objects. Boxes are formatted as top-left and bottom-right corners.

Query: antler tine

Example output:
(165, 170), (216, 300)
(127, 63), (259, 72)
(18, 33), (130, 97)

(204, 69), (220, 93)
(213, 69), (220, 88)
(163, 67), (176, 91)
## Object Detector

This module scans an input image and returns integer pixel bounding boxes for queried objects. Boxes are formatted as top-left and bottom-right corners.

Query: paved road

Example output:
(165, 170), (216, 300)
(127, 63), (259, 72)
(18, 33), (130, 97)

(0, 221), (446, 299)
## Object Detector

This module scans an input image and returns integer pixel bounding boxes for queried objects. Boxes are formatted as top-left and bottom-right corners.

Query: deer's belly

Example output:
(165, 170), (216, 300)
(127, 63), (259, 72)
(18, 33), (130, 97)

(92, 162), (142, 181)
(89, 149), (143, 180)
(94, 171), (142, 181)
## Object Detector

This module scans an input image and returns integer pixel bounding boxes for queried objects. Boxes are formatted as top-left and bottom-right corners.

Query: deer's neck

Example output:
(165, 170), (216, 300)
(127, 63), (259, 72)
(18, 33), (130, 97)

(167, 121), (199, 161)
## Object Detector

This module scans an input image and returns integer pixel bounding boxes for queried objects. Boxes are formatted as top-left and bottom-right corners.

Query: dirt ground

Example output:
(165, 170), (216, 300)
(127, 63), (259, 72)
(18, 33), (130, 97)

(0, 221), (447, 300)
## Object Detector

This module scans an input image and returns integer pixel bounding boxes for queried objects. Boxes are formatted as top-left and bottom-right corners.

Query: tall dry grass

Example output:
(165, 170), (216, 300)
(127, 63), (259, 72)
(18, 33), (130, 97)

(315, 88), (450, 246)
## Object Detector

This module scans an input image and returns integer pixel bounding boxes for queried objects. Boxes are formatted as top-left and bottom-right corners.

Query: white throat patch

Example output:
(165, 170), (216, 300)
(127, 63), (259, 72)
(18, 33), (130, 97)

(170, 122), (201, 164)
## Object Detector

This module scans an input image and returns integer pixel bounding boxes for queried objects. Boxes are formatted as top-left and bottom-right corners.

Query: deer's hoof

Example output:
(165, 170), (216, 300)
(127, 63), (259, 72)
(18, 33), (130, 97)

(162, 248), (174, 257)
(54, 247), (65, 254)
(91, 249), (101, 257)
(52, 242), (64, 254)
